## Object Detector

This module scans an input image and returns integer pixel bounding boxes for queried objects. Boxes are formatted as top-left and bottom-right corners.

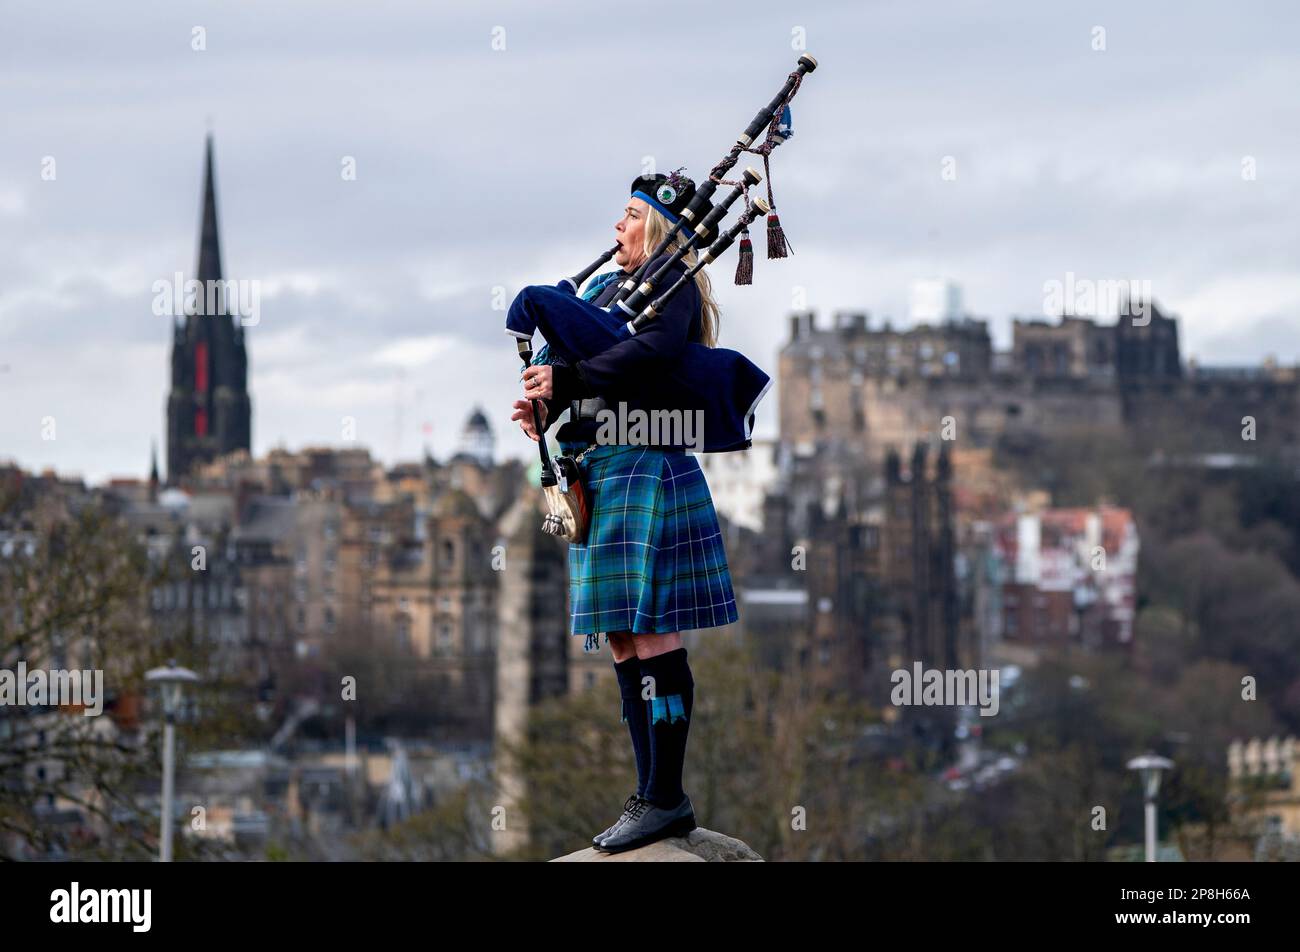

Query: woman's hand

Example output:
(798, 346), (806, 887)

(521, 364), (553, 401)
(510, 399), (548, 442)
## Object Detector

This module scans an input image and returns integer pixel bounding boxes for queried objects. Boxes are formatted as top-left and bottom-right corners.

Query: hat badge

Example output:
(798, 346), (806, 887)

(656, 182), (678, 206)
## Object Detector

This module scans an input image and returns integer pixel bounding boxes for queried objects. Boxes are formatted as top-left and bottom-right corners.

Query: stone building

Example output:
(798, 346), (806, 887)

(1011, 316), (1115, 378)
(780, 310), (993, 457)
(728, 434), (970, 708)
(493, 491), (571, 855)
(1115, 297), (1182, 380)
(987, 505), (1139, 650)
(697, 438), (781, 534)
(882, 442), (963, 672)
(1227, 736), (1300, 858)
(779, 299), (1300, 466)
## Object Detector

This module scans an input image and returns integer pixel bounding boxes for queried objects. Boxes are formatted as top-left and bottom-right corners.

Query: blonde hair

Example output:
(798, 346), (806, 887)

(641, 204), (722, 348)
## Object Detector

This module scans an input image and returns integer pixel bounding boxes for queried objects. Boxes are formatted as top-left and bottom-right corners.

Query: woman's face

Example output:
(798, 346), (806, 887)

(614, 197), (649, 272)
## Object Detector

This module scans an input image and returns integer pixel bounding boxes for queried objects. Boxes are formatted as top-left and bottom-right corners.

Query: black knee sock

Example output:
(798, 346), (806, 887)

(614, 656), (652, 798)
(638, 647), (695, 809)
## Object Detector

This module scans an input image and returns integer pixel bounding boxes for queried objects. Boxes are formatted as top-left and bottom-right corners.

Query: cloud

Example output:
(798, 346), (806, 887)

(0, 0), (1297, 482)
(371, 334), (454, 368)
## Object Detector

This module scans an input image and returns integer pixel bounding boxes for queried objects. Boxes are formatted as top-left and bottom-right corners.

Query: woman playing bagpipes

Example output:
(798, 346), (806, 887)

(509, 171), (742, 852)
(505, 53), (815, 853)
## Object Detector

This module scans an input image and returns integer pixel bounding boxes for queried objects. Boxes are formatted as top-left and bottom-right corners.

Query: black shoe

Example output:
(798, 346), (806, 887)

(592, 793), (640, 848)
(594, 794), (696, 853)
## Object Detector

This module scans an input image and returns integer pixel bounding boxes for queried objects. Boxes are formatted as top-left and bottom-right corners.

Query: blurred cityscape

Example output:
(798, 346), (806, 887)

(3, 140), (1300, 862)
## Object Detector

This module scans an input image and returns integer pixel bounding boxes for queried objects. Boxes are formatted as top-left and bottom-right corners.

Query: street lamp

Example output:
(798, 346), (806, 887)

(145, 660), (200, 862)
(1126, 752), (1174, 862)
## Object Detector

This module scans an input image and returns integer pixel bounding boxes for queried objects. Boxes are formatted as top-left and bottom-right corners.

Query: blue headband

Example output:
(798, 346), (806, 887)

(631, 189), (681, 224)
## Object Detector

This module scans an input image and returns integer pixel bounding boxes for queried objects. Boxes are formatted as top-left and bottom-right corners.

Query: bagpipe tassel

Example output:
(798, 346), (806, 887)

(734, 228), (754, 285)
(766, 210), (789, 259)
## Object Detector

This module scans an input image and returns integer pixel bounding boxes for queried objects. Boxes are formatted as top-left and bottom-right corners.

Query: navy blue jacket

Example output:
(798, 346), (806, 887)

(543, 254), (702, 445)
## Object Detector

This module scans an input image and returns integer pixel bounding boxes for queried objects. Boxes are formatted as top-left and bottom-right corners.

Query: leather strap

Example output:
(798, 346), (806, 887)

(571, 397), (608, 420)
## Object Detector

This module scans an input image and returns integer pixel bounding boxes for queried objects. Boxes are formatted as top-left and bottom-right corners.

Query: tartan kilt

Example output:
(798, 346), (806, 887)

(559, 440), (739, 639)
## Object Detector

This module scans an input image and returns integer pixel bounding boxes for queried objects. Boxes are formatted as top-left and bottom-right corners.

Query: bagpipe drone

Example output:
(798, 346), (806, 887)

(506, 55), (818, 538)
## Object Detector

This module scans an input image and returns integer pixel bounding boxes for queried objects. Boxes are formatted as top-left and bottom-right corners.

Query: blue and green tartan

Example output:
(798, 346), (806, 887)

(560, 441), (739, 644)
(529, 269), (739, 646)
(580, 270), (623, 302)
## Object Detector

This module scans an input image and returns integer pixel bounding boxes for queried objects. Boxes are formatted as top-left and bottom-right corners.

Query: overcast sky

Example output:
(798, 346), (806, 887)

(2, 1), (1297, 484)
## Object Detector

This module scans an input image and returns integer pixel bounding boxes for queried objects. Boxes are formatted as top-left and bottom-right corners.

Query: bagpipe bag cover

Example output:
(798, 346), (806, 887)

(506, 282), (770, 453)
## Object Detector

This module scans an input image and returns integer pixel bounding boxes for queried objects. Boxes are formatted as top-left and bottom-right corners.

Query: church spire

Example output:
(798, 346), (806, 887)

(197, 133), (223, 284)
(166, 134), (251, 485)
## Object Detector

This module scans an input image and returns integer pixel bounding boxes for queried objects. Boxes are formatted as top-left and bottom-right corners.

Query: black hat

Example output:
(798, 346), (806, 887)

(630, 168), (717, 244)
(630, 169), (696, 222)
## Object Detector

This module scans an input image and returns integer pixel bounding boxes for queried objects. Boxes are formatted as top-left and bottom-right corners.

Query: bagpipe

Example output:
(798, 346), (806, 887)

(506, 55), (818, 538)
